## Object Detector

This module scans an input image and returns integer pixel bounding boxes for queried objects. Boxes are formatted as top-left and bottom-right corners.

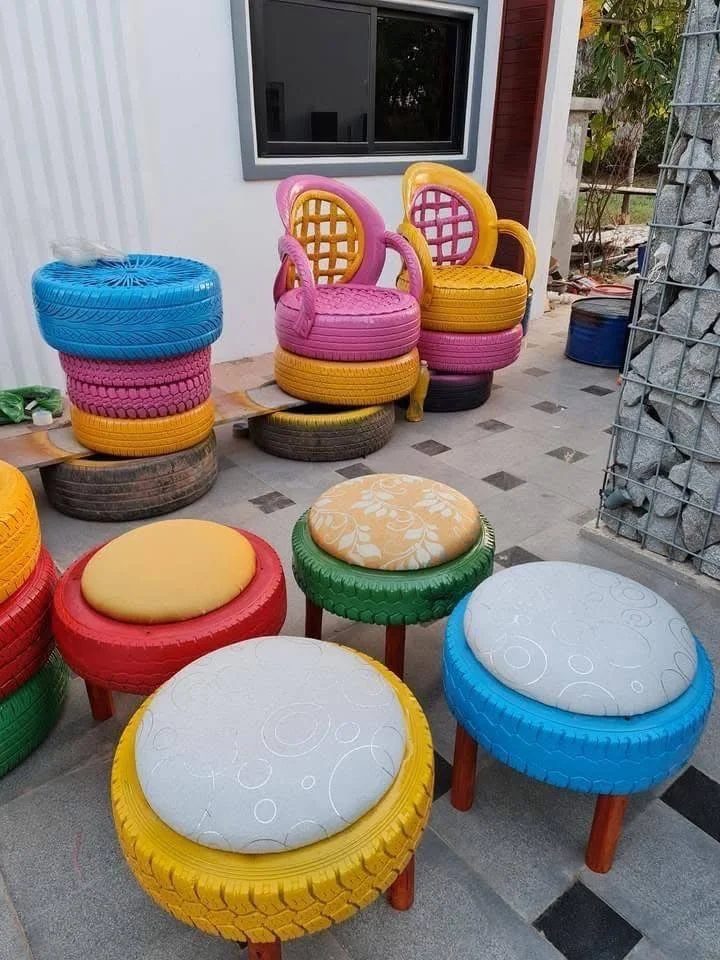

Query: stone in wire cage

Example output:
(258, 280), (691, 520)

(598, 0), (720, 580)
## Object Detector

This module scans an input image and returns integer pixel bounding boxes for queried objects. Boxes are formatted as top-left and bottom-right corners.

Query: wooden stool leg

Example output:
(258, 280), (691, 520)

(305, 598), (323, 640)
(85, 682), (114, 722)
(248, 940), (281, 960)
(451, 723), (478, 811)
(384, 624), (406, 679)
(387, 856), (414, 911)
(585, 795), (629, 873)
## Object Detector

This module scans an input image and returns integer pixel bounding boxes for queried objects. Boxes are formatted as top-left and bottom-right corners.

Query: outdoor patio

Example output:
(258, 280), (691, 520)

(0, 304), (717, 960)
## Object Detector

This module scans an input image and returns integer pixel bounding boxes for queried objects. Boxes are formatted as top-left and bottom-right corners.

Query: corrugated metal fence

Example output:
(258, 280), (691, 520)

(0, 0), (148, 387)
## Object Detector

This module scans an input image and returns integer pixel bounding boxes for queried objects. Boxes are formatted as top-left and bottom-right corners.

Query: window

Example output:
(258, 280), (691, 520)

(247, 0), (472, 158)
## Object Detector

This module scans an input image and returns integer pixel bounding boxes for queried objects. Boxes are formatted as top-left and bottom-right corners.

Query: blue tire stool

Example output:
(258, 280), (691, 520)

(443, 562), (714, 873)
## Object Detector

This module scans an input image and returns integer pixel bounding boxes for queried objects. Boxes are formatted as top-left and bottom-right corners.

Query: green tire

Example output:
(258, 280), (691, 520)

(292, 513), (495, 625)
(0, 649), (69, 778)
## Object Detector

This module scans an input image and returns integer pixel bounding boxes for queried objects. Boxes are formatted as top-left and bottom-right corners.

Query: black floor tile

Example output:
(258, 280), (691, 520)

(570, 508), (597, 526)
(582, 385), (615, 397)
(412, 439), (451, 456)
(546, 446), (589, 464)
(661, 765), (720, 843)
(524, 367), (551, 377)
(433, 750), (453, 801)
(532, 401), (567, 414)
(533, 882), (641, 960)
(249, 491), (296, 514)
(495, 546), (542, 567)
(336, 463), (375, 479)
(482, 471), (526, 491)
(477, 419), (513, 433)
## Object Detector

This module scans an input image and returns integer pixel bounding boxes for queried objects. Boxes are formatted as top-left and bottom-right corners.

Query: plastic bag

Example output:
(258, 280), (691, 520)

(51, 238), (126, 267)
(0, 387), (64, 425)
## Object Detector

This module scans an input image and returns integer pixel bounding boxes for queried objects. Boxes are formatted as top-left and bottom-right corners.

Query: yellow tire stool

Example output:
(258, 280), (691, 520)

(112, 636), (434, 959)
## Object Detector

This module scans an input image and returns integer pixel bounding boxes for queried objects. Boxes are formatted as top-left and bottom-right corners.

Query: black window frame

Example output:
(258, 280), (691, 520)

(248, 0), (472, 159)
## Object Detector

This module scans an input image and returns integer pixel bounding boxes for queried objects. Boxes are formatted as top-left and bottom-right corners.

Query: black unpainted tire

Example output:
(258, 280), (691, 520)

(40, 432), (218, 522)
(248, 404), (395, 462)
(398, 372), (493, 413)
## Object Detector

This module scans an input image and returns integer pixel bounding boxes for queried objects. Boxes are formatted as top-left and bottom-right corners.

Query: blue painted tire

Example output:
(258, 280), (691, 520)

(33, 255), (222, 360)
(444, 595), (714, 795)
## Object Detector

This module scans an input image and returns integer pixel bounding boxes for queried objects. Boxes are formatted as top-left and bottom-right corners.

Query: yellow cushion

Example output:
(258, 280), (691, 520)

(309, 474), (481, 571)
(81, 519), (256, 624)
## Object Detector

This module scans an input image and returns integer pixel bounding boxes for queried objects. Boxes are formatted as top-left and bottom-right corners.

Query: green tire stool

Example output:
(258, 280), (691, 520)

(292, 473), (494, 678)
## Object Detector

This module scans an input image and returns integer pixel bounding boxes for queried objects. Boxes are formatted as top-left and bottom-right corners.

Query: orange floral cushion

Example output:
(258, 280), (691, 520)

(309, 474), (481, 571)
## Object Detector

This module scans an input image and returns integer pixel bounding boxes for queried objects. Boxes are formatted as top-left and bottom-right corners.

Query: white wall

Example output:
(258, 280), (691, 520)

(0, 0), (507, 386)
(528, 0), (583, 312)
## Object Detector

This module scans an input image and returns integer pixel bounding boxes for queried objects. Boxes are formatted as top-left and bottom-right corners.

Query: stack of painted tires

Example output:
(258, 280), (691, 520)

(414, 310), (523, 414)
(0, 461), (67, 778)
(250, 175), (423, 462)
(32, 255), (221, 521)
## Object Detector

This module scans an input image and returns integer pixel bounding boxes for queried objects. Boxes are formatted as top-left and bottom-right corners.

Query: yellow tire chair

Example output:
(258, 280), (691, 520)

(397, 163), (537, 333)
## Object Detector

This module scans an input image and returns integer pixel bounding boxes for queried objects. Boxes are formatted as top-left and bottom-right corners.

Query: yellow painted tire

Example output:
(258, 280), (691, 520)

(111, 654), (433, 944)
(274, 347), (421, 405)
(0, 461), (41, 604)
(398, 273), (526, 333)
(70, 399), (215, 457)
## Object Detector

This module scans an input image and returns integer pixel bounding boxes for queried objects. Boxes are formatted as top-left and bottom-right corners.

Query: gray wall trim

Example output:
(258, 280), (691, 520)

(230, 0), (487, 181)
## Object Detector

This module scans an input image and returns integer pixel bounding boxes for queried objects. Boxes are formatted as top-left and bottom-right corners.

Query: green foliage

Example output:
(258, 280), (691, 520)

(576, 0), (686, 165)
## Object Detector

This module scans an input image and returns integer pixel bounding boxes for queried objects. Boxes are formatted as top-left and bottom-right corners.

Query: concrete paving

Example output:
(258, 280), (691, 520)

(2, 304), (718, 960)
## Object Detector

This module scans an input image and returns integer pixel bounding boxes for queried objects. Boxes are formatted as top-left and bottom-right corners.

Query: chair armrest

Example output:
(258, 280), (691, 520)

(497, 219), (537, 285)
(397, 221), (434, 307)
(273, 235), (316, 337)
(383, 230), (423, 303)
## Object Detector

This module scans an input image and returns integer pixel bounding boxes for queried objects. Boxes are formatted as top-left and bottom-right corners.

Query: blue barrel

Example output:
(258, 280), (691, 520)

(565, 296), (632, 368)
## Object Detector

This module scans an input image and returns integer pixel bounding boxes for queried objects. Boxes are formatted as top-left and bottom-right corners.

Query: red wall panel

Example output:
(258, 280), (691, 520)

(487, 0), (555, 273)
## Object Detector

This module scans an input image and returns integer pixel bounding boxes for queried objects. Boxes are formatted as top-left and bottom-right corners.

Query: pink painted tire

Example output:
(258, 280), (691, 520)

(59, 348), (211, 388)
(419, 325), (523, 373)
(67, 370), (212, 419)
(276, 285), (420, 361)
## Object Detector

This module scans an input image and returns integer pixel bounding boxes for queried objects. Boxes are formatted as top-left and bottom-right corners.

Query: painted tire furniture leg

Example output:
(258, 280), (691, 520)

(85, 682), (114, 722)
(248, 940), (281, 960)
(385, 624), (406, 679)
(305, 598), (323, 640)
(585, 795), (629, 873)
(387, 857), (415, 910)
(450, 722), (478, 812)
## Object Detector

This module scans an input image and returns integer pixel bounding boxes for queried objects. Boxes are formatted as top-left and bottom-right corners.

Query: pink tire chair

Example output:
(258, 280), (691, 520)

(273, 175), (423, 363)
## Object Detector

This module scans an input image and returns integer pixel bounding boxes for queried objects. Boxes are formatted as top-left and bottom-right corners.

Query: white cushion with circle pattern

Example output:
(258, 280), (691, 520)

(134, 636), (407, 853)
(463, 562), (697, 717)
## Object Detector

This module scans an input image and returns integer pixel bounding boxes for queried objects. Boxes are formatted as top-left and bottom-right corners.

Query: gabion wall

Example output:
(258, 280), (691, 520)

(600, 0), (720, 578)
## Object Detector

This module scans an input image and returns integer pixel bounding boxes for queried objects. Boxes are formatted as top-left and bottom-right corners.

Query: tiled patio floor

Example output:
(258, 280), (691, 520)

(2, 305), (719, 960)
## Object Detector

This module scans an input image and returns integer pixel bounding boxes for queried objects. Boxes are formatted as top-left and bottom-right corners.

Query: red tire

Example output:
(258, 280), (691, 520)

(59, 348), (211, 387)
(66, 370), (212, 419)
(52, 530), (287, 694)
(0, 547), (56, 699)
(419, 325), (523, 373)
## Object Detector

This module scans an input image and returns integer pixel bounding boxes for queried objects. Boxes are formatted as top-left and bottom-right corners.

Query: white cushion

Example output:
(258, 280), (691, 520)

(134, 636), (407, 853)
(463, 561), (697, 716)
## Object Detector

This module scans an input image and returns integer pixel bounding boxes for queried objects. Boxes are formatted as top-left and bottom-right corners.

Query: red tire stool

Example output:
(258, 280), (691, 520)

(52, 528), (287, 721)
(0, 547), (56, 700)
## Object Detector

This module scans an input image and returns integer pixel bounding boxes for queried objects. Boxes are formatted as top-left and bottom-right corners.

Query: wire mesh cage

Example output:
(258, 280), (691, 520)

(599, 0), (720, 579)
